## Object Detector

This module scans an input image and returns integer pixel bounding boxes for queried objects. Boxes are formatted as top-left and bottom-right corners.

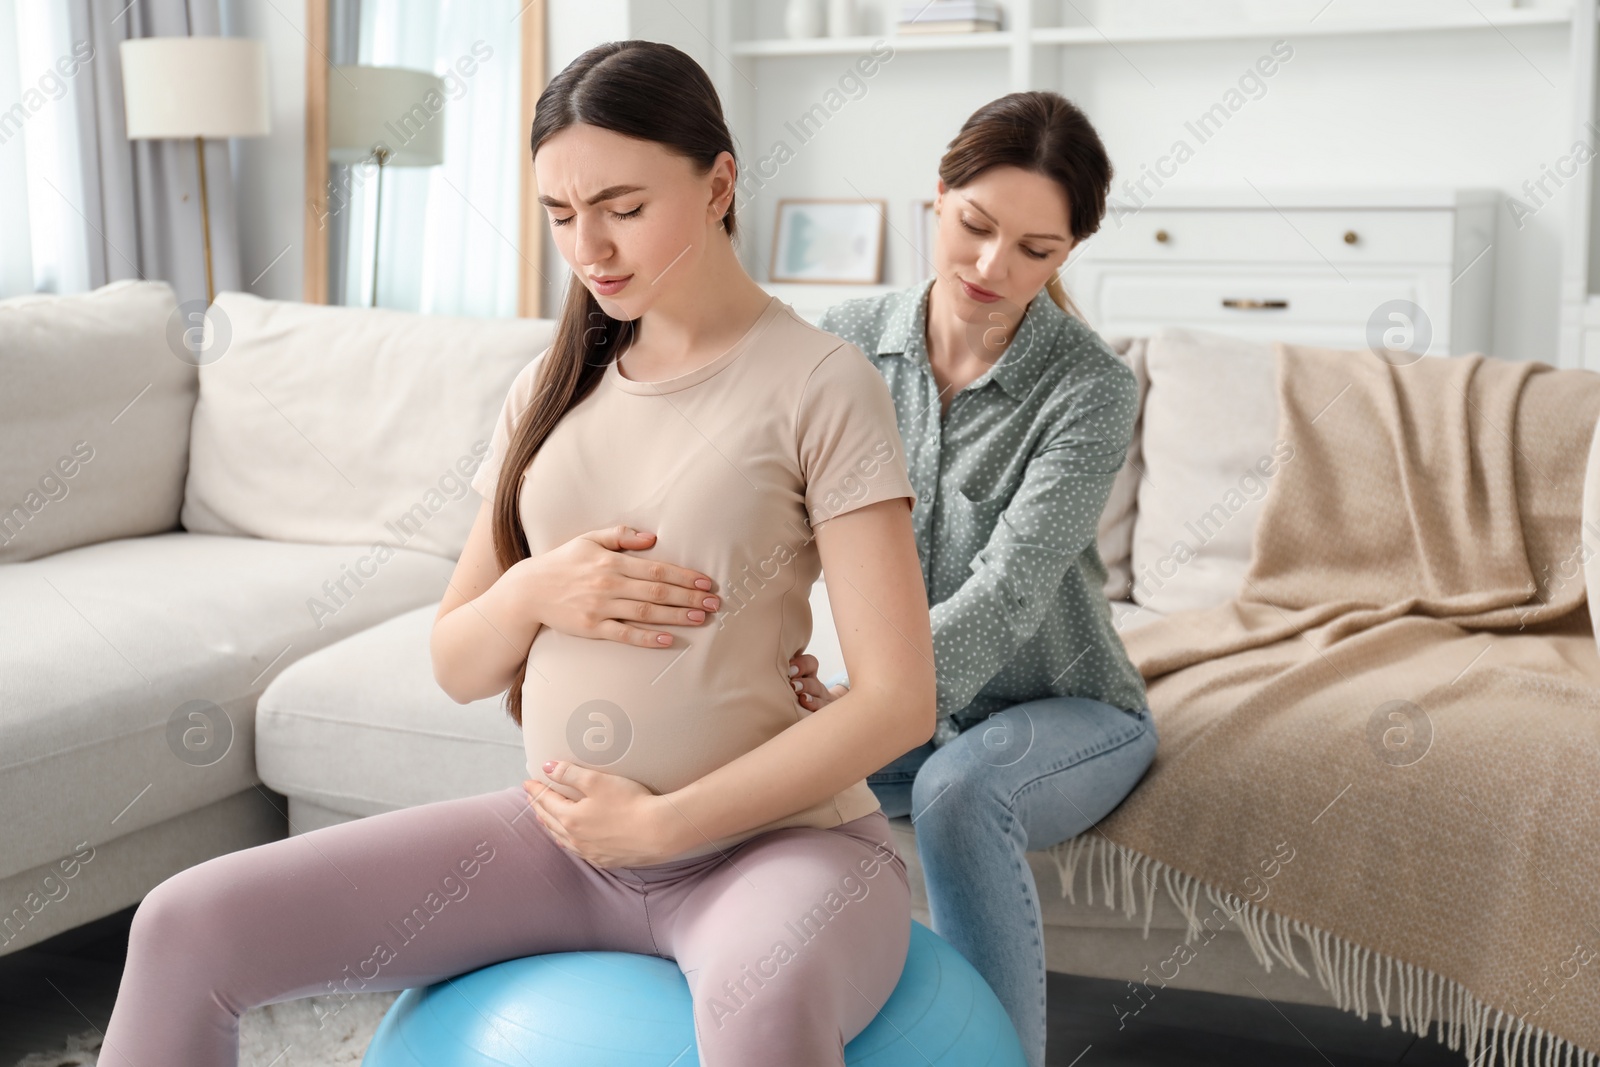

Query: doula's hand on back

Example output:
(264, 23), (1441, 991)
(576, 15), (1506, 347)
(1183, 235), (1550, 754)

(518, 525), (720, 647)
(787, 652), (848, 714)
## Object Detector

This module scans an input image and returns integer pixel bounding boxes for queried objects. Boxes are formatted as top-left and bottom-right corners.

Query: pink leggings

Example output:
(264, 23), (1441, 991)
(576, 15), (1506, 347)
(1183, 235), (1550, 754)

(99, 785), (911, 1067)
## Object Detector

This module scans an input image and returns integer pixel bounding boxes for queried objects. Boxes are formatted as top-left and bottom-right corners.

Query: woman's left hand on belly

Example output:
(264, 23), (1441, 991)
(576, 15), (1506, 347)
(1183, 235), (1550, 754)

(523, 761), (684, 868)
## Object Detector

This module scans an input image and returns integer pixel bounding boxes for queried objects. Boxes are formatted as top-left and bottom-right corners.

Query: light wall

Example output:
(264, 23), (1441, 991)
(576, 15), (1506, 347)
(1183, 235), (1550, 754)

(227, 0), (1581, 362)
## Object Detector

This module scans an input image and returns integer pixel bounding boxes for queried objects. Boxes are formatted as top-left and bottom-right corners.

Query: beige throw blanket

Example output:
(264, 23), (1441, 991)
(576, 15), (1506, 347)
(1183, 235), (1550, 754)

(1048, 341), (1600, 1066)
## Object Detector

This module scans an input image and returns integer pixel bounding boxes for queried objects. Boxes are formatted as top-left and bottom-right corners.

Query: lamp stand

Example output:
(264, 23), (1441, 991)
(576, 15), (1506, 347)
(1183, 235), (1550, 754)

(370, 146), (391, 308)
(195, 135), (215, 305)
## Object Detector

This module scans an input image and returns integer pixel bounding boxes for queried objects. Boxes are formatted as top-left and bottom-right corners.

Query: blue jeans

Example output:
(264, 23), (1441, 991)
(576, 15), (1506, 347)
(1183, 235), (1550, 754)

(866, 696), (1158, 1067)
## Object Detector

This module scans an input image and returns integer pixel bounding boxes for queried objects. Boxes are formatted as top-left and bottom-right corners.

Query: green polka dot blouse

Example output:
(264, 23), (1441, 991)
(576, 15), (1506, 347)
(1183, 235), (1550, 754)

(818, 277), (1148, 747)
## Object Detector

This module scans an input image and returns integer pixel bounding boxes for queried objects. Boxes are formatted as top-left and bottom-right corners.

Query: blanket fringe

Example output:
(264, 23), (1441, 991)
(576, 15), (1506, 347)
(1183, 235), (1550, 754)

(1045, 834), (1597, 1067)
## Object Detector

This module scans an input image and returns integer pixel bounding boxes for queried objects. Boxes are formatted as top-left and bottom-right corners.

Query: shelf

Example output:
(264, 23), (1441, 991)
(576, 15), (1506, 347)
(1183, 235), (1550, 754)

(1086, 187), (1500, 210)
(731, 8), (1575, 58)
(731, 31), (1012, 57)
(1033, 8), (1574, 44)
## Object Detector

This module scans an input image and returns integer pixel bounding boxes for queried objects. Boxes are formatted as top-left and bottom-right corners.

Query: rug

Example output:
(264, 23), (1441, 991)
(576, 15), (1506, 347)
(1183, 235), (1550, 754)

(11, 990), (401, 1067)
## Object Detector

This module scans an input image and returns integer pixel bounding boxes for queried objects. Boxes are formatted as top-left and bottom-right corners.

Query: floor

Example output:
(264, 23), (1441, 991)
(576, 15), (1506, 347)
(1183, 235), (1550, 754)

(1, 905), (1472, 1067)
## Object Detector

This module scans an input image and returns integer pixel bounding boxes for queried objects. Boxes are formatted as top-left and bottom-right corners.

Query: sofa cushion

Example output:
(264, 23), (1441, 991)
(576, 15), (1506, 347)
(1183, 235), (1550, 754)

(1130, 327), (1286, 615)
(0, 280), (193, 564)
(181, 291), (555, 561)
(1100, 337), (1150, 601)
(256, 604), (524, 814)
(1108, 597), (1162, 635)
(0, 532), (453, 881)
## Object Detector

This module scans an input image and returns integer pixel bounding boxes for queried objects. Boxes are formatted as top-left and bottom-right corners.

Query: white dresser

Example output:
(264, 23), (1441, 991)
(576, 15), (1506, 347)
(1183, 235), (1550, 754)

(1062, 188), (1497, 356)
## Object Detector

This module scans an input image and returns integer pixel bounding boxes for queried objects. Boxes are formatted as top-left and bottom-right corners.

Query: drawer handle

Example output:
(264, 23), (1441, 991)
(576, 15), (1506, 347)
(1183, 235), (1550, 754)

(1221, 298), (1289, 310)
(1344, 230), (1359, 245)
(1154, 229), (1170, 243)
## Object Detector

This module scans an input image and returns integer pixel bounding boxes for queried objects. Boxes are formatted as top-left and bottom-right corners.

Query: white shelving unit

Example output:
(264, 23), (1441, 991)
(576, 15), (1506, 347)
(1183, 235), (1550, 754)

(732, 7), (1572, 57)
(707, 0), (1600, 368)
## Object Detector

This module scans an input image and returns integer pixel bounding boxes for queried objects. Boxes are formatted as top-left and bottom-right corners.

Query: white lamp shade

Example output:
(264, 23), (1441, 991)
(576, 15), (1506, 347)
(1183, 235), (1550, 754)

(327, 65), (447, 167)
(120, 37), (270, 139)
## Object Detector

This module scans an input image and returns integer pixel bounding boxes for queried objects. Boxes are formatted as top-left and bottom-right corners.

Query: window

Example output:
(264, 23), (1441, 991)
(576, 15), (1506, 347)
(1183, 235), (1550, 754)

(0, 0), (90, 298)
(332, 0), (523, 316)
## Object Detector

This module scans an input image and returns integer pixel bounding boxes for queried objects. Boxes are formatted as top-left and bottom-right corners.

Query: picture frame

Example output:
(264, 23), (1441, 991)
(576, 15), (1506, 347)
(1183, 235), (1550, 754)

(769, 198), (887, 284)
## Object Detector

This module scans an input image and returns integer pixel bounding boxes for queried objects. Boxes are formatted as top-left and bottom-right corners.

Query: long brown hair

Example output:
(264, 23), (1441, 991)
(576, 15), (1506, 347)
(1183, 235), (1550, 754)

(491, 40), (738, 727)
(938, 91), (1113, 322)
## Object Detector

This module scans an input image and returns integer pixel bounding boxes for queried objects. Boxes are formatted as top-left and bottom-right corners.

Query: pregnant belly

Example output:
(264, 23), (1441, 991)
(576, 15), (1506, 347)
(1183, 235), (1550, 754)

(520, 627), (797, 796)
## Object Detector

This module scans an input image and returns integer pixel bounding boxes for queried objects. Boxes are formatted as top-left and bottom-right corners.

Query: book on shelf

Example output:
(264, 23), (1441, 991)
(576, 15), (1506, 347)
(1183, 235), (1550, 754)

(896, 19), (1002, 33)
(899, 0), (1003, 18)
(897, 0), (1003, 32)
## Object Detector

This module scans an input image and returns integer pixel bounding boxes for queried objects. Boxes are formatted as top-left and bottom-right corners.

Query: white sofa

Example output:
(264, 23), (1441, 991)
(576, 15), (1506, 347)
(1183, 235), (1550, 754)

(1, 279), (1340, 1012)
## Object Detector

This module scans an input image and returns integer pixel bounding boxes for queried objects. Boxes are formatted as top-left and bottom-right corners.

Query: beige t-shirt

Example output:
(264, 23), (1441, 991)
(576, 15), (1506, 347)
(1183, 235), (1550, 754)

(471, 295), (917, 862)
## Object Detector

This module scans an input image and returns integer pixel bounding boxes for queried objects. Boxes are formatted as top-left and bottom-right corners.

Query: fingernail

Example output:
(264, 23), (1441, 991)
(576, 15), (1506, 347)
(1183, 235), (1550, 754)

(542, 760), (557, 774)
(695, 579), (711, 590)
(792, 680), (801, 691)
(788, 664), (799, 676)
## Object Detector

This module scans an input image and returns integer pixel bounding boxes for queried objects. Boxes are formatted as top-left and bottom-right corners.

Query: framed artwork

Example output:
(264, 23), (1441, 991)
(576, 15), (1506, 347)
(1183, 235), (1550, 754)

(769, 198), (886, 284)
(910, 199), (937, 284)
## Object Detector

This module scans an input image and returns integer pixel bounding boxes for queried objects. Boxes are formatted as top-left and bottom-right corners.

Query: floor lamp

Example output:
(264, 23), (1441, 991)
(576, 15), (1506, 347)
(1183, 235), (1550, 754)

(120, 37), (270, 306)
(327, 66), (446, 308)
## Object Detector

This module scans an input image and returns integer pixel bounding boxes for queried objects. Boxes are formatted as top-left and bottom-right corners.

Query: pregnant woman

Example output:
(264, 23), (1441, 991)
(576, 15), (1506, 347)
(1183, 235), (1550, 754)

(788, 91), (1159, 1067)
(99, 41), (934, 1067)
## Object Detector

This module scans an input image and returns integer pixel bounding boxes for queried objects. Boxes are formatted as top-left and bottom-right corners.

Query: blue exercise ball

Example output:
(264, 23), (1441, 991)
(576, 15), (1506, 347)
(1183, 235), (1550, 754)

(361, 919), (1026, 1066)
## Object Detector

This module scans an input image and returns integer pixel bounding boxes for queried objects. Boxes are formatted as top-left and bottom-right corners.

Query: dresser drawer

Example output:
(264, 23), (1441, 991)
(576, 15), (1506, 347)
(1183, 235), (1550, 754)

(1081, 208), (1459, 266)
(1073, 264), (1454, 354)
(1096, 268), (1429, 322)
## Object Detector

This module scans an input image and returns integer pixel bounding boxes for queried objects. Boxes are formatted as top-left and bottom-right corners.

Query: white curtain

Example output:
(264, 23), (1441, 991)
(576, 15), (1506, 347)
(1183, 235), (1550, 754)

(340, 0), (522, 317)
(3, 0), (244, 307)
(0, 0), (91, 298)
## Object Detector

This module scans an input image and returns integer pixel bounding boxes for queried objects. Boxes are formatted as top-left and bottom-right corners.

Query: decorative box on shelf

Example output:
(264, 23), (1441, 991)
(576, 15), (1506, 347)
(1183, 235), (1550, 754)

(1060, 188), (1497, 356)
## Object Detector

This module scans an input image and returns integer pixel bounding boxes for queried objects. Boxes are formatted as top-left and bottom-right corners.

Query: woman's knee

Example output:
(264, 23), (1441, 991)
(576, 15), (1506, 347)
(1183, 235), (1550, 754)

(1110, 710), (1159, 794)
(906, 732), (1004, 827)
(131, 864), (225, 948)
(122, 860), (256, 1001)
(1016, 709), (1158, 842)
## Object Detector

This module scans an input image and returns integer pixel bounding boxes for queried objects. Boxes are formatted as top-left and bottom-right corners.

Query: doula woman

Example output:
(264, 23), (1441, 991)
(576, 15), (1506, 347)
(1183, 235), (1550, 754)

(788, 90), (1159, 1067)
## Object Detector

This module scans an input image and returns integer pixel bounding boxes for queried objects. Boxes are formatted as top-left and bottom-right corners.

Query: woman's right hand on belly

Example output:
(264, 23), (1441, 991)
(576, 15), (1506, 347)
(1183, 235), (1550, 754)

(517, 525), (721, 648)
